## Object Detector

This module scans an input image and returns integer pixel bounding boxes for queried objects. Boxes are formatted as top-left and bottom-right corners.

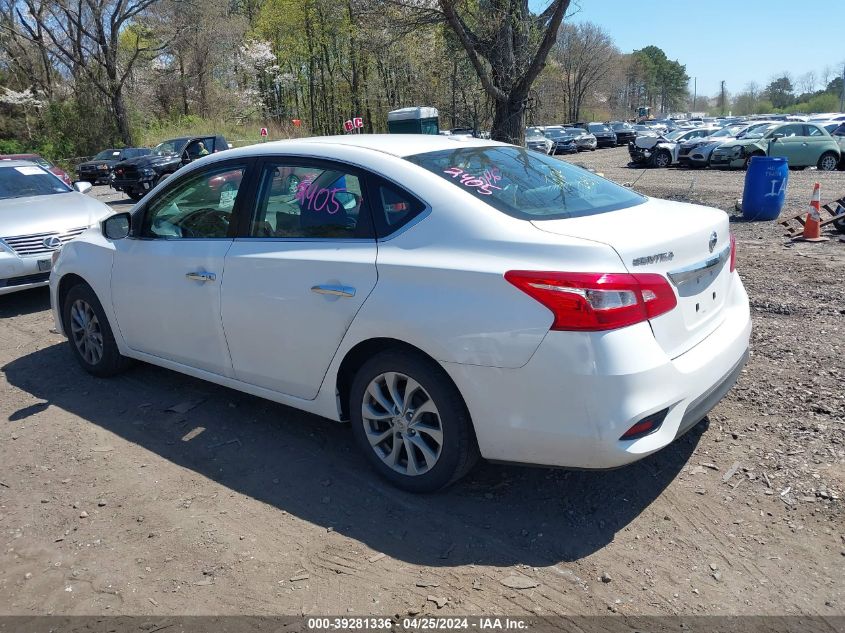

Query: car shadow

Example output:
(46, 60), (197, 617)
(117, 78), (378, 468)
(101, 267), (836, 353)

(0, 287), (51, 317)
(2, 343), (703, 567)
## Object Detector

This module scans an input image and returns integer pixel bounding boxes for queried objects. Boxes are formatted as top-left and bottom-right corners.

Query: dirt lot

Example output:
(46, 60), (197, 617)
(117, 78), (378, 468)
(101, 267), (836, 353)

(0, 148), (843, 617)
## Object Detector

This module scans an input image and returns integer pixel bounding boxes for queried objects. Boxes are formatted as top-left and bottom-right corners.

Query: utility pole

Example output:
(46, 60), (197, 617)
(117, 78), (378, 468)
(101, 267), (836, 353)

(719, 80), (726, 115)
(840, 64), (845, 113)
(693, 77), (697, 113)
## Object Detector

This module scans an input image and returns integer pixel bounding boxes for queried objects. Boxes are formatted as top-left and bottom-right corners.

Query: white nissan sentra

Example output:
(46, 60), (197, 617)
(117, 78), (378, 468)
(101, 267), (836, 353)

(50, 135), (751, 492)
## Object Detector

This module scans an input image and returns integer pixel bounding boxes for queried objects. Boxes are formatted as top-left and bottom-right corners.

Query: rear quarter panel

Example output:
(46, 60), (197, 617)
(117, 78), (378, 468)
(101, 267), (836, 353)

(324, 161), (628, 370)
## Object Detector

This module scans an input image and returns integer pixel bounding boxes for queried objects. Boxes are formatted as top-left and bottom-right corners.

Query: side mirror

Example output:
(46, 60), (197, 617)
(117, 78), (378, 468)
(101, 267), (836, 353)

(334, 191), (361, 211)
(73, 181), (93, 194)
(770, 133), (784, 141)
(102, 212), (131, 240)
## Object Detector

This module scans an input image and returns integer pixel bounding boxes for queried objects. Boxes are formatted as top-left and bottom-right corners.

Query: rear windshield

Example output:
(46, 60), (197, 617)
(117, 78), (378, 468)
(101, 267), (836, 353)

(405, 146), (645, 220)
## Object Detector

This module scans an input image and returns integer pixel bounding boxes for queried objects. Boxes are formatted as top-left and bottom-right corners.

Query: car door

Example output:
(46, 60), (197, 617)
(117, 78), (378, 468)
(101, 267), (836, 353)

(767, 123), (804, 164)
(803, 124), (831, 164)
(110, 160), (251, 376)
(220, 158), (378, 399)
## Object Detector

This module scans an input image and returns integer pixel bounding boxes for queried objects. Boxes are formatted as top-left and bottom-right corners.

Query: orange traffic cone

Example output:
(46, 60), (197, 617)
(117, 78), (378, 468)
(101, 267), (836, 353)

(794, 183), (828, 242)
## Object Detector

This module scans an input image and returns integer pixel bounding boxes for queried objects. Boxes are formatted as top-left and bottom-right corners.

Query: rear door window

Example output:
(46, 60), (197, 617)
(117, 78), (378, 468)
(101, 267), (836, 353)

(247, 160), (372, 239)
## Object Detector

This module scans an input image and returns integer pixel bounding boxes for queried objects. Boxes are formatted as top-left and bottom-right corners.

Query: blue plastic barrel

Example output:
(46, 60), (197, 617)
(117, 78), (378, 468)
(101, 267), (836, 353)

(741, 156), (788, 221)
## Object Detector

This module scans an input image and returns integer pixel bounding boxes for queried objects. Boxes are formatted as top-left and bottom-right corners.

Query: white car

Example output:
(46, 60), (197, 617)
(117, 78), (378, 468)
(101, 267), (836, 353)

(0, 161), (108, 296)
(50, 135), (751, 492)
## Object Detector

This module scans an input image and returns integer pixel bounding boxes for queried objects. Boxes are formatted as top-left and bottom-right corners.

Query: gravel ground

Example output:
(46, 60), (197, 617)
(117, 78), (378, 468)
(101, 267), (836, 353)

(0, 151), (843, 618)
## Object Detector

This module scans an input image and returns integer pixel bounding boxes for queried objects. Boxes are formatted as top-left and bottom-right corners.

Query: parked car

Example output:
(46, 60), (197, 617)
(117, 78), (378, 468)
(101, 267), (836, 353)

(50, 134), (750, 491)
(543, 128), (578, 154)
(709, 122), (841, 170)
(0, 161), (110, 295)
(110, 135), (229, 201)
(0, 153), (73, 186)
(525, 130), (553, 154)
(632, 124), (658, 137)
(609, 122), (637, 145)
(562, 127), (597, 151)
(826, 122), (845, 169)
(629, 127), (719, 168)
(681, 123), (773, 168)
(581, 123), (617, 148)
(76, 147), (151, 184)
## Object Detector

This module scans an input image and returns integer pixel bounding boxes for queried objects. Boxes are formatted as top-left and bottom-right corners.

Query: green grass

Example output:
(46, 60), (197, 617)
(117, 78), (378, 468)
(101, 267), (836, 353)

(134, 116), (305, 148)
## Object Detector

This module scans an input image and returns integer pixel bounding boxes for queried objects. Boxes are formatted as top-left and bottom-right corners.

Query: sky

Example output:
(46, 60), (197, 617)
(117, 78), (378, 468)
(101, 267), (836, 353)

(555, 0), (845, 98)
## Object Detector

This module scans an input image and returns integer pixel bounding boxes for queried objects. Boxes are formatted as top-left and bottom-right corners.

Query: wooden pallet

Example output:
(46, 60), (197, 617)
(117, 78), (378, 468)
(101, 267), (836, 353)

(779, 195), (845, 237)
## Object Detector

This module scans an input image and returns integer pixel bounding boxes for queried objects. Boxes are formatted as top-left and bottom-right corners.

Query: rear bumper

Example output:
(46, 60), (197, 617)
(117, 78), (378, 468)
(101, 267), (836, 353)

(442, 272), (752, 469)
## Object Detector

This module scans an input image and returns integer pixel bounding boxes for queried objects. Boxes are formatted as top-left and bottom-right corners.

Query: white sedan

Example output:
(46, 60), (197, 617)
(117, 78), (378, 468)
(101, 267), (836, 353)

(50, 135), (751, 492)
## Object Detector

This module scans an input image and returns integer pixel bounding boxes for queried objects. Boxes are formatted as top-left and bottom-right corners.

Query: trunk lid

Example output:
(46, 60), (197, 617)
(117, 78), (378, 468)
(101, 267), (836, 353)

(531, 197), (732, 358)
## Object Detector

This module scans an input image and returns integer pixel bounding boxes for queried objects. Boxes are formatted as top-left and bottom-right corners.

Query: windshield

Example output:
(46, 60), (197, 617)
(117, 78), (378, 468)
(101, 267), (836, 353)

(611, 123), (632, 130)
(588, 124), (610, 133)
(563, 128), (583, 135)
(94, 150), (121, 160)
(405, 146), (645, 220)
(544, 130), (570, 139)
(742, 124), (778, 139)
(711, 126), (742, 138)
(526, 133), (546, 141)
(665, 130), (686, 140)
(0, 165), (72, 200)
(152, 139), (187, 156)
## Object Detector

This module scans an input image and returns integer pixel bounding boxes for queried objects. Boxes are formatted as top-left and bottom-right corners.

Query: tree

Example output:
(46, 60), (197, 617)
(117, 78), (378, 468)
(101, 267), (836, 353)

(553, 22), (617, 123)
(438, 0), (571, 144)
(765, 75), (795, 109)
(3, 0), (168, 143)
(798, 71), (816, 95)
(626, 46), (688, 115)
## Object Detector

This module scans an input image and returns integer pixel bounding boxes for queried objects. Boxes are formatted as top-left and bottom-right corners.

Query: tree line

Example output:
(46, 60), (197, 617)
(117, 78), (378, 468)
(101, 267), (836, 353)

(0, 0), (693, 161)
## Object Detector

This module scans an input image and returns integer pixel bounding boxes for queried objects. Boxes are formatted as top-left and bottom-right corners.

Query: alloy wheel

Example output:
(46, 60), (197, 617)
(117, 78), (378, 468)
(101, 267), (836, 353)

(69, 299), (104, 365)
(361, 372), (443, 476)
(819, 155), (838, 171)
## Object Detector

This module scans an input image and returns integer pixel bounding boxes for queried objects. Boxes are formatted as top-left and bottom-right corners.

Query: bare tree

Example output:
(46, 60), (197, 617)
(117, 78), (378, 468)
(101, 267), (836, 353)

(820, 65), (833, 88)
(798, 71), (816, 95)
(553, 22), (617, 123)
(3, 0), (169, 143)
(438, 0), (571, 144)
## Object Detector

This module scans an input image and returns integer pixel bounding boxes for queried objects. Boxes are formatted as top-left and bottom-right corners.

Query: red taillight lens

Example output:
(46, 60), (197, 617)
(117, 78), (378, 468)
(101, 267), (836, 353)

(729, 234), (736, 272)
(504, 271), (677, 331)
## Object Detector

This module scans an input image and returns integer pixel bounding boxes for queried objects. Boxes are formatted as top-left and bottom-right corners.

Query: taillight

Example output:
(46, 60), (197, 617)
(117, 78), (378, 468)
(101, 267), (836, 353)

(729, 234), (736, 272)
(504, 271), (677, 331)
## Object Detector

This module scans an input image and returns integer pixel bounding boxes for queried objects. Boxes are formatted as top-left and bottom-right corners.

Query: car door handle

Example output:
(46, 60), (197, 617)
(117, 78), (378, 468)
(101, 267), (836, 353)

(311, 284), (356, 298)
(185, 272), (216, 282)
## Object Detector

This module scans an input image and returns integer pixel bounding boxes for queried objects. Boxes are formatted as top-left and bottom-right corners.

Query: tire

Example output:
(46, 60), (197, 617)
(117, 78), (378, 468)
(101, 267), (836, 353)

(833, 212), (845, 234)
(817, 152), (838, 172)
(349, 350), (479, 492)
(62, 283), (131, 377)
(743, 152), (764, 170)
(127, 189), (144, 202)
(652, 149), (672, 168)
